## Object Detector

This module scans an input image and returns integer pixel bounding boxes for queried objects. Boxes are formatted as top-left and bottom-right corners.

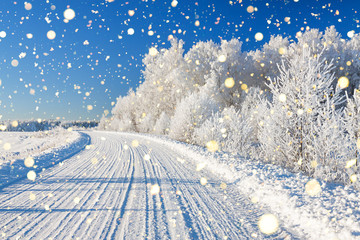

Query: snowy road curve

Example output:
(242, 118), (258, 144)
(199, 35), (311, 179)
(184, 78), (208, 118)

(0, 131), (293, 239)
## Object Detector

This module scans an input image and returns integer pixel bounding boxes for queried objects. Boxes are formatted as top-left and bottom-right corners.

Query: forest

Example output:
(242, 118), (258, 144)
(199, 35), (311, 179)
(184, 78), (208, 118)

(99, 26), (360, 187)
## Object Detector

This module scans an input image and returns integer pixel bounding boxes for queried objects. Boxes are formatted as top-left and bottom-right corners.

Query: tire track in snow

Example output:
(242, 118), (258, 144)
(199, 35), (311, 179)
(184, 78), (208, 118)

(0, 131), (297, 239)
(5, 136), (115, 238)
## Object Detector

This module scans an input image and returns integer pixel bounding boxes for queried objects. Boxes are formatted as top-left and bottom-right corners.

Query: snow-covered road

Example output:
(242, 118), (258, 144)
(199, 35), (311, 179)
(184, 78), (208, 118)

(0, 131), (294, 239)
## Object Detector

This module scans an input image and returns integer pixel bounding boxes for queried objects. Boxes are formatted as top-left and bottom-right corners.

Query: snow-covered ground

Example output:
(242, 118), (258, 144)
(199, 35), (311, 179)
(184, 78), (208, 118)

(0, 128), (79, 165)
(0, 128), (90, 188)
(0, 130), (358, 239)
(120, 132), (360, 239)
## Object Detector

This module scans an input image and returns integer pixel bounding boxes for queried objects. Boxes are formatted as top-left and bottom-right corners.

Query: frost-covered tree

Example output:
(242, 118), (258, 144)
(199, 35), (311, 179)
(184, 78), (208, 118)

(248, 35), (289, 88)
(98, 115), (108, 130)
(344, 90), (360, 168)
(169, 90), (219, 142)
(137, 113), (155, 133)
(290, 26), (360, 98)
(185, 40), (219, 88)
(110, 89), (138, 132)
(193, 106), (253, 156)
(238, 87), (270, 143)
(139, 39), (191, 120)
(258, 46), (347, 176)
(153, 112), (171, 135)
(205, 39), (248, 108)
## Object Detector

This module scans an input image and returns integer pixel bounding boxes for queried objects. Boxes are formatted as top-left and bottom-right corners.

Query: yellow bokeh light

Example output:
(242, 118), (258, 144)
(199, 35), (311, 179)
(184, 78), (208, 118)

(218, 55), (227, 62)
(200, 177), (207, 185)
(247, 5), (254, 13)
(356, 138), (360, 149)
(206, 140), (219, 152)
(87, 105), (93, 111)
(278, 47), (286, 55)
(338, 76), (349, 89)
(91, 158), (98, 165)
(24, 2), (32, 10)
(47, 30), (56, 40)
(224, 77), (235, 88)
(347, 30), (355, 38)
(73, 197), (81, 204)
(258, 214), (279, 235)
(24, 157), (35, 168)
(64, 8), (76, 20)
(171, 0), (178, 7)
(3, 143), (11, 150)
(311, 160), (318, 168)
(11, 59), (19, 67)
(26, 33), (33, 39)
(220, 182), (227, 190)
(29, 193), (36, 201)
(0, 31), (6, 38)
(27, 170), (36, 181)
(127, 28), (135, 35)
(150, 184), (160, 195)
(196, 163), (206, 171)
(255, 32), (264, 41)
(128, 10), (135, 17)
(278, 93), (286, 102)
(149, 47), (158, 56)
(241, 83), (248, 90)
(345, 159), (357, 169)
(143, 154), (151, 160)
(11, 120), (18, 127)
(251, 196), (259, 203)
(350, 174), (357, 183)
(131, 139), (139, 147)
(305, 179), (321, 196)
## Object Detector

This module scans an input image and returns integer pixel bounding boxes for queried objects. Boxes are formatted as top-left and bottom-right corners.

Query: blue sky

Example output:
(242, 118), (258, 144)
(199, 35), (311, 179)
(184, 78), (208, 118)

(0, 0), (359, 120)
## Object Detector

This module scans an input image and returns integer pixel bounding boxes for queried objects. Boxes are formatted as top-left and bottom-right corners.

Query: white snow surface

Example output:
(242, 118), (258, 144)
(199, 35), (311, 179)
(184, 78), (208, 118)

(0, 130), (358, 239)
(0, 128), (89, 188)
(0, 128), (80, 165)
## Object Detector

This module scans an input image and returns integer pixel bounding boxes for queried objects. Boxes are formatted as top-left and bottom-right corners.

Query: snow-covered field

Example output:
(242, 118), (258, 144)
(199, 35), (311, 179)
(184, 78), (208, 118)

(0, 128), (79, 165)
(0, 128), (90, 188)
(0, 130), (359, 239)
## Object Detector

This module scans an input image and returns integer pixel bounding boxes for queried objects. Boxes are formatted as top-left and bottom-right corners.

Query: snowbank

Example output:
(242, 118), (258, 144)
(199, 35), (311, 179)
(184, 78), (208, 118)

(114, 131), (360, 240)
(0, 128), (90, 188)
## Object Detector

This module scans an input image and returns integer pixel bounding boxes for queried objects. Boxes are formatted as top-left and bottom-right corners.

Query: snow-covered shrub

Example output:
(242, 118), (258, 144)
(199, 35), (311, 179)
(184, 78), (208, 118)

(239, 87), (270, 138)
(153, 112), (171, 135)
(98, 115), (108, 130)
(258, 46), (349, 180)
(169, 90), (219, 142)
(108, 89), (138, 132)
(343, 90), (360, 185)
(137, 113), (155, 133)
(193, 106), (253, 156)
(110, 117), (136, 132)
(311, 105), (351, 183)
